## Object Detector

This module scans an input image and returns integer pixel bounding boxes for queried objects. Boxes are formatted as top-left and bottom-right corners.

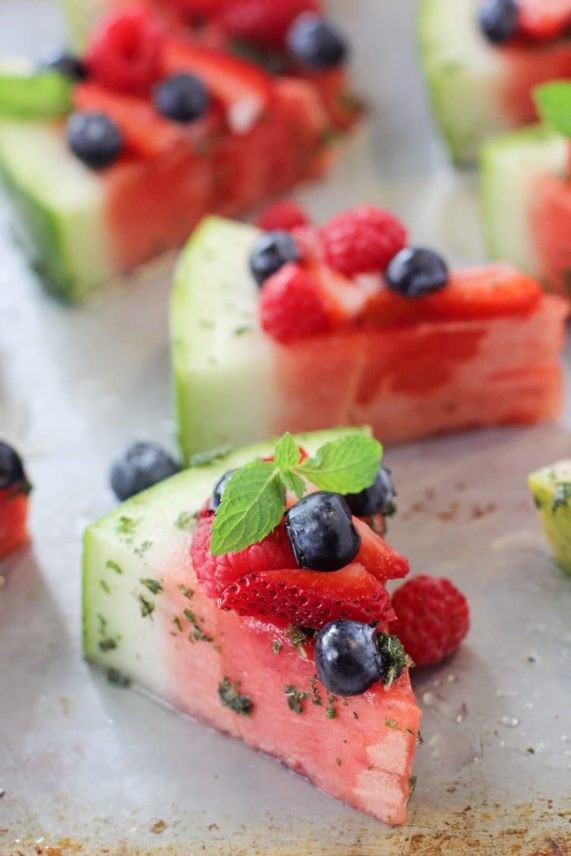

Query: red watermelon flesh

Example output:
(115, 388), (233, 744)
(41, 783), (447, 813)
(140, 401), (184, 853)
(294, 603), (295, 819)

(501, 41), (571, 126)
(0, 489), (29, 561)
(530, 171), (571, 298)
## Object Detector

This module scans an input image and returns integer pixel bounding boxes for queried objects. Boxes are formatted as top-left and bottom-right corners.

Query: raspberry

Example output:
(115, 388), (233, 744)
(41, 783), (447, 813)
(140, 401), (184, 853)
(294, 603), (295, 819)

(218, 563), (395, 630)
(191, 514), (295, 599)
(391, 575), (470, 668)
(260, 263), (330, 344)
(86, 9), (163, 94)
(256, 201), (310, 233)
(215, 0), (321, 49)
(321, 205), (407, 277)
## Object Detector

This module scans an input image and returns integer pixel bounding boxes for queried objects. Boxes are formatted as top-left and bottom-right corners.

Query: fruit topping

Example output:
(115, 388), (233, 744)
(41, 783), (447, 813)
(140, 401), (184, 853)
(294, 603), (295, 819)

(346, 466), (397, 518)
(153, 72), (210, 122)
(218, 562), (395, 629)
(259, 263), (330, 343)
(110, 441), (180, 501)
(285, 491), (361, 571)
(40, 50), (87, 81)
(215, 0), (321, 49)
(211, 468), (237, 511)
(354, 518), (409, 581)
(385, 247), (450, 299)
(478, 0), (520, 44)
(315, 620), (408, 696)
(250, 230), (300, 285)
(86, 9), (164, 94)
(0, 441), (29, 492)
(287, 13), (348, 69)
(321, 205), (408, 277)
(517, 0), (571, 42)
(391, 575), (470, 668)
(256, 200), (310, 232)
(66, 111), (124, 170)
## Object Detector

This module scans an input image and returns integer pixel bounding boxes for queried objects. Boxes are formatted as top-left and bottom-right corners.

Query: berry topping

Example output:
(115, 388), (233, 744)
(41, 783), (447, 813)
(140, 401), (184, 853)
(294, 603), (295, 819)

(86, 9), (163, 94)
(256, 201), (310, 233)
(66, 112), (124, 170)
(391, 575), (470, 668)
(153, 72), (210, 123)
(215, 0), (320, 49)
(218, 562), (395, 629)
(285, 491), (361, 571)
(346, 466), (397, 518)
(40, 50), (87, 81)
(518, 0), (571, 41)
(259, 264), (330, 344)
(321, 206), (408, 277)
(478, 0), (519, 44)
(249, 230), (300, 286)
(287, 13), (348, 69)
(385, 247), (449, 299)
(211, 469), (237, 511)
(191, 514), (295, 598)
(353, 518), (409, 581)
(110, 442), (180, 501)
(315, 620), (408, 697)
(0, 442), (28, 491)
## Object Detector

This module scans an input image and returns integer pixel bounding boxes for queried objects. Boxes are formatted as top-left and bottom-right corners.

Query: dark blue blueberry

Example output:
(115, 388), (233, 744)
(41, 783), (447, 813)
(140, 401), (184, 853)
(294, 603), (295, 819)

(67, 112), (123, 170)
(286, 14), (347, 69)
(41, 50), (87, 81)
(153, 73), (210, 123)
(249, 231), (300, 286)
(385, 247), (449, 299)
(315, 620), (383, 696)
(211, 469), (237, 511)
(0, 442), (26, 490)
(285, 492), (361, 572)
(110, 442), (180, 502)
(346, 466), (397, 518)
(478, 0), (519, 44)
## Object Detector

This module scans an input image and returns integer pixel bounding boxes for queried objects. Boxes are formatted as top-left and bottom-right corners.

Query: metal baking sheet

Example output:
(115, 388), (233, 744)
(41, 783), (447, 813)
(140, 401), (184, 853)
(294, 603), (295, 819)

(1, 1), (570, 854)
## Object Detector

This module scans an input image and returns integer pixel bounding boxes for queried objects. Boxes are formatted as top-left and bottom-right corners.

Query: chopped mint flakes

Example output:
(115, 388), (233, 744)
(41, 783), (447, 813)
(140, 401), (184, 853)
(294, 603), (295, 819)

(107, 668), (131, 688)
(183, 608), (213, 643)
(552, 482), (571, 512)
(116, 516), (139, 541)
(175, 511), (197, 530)
(134, 540), (153, 559)
(141, 578), (163, 595)
(178, 584), (195, 600)
(138, 595), (155, 618)
(219, 677), (252, 716)
(284, 684), (309, 715)
(99, 638), (118, 652)
(105, 559), (123, 575)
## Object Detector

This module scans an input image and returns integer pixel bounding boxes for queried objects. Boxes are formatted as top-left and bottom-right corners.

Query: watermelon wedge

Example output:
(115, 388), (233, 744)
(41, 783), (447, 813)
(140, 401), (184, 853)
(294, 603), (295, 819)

(83, 428), (421, 827)
(529, 459), (571, 576)
(0, 442), (31, 562)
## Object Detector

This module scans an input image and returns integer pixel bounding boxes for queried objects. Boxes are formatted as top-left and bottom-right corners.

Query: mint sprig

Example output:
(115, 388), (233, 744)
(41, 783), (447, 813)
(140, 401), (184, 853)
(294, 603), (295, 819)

(534, 82), (571, 138)
(210, 433), (382, 556)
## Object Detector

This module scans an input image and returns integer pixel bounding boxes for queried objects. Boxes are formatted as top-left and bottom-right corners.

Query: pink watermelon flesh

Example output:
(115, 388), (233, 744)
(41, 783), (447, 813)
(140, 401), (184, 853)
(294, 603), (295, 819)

(502, 42), (571, 125)
(531, 172), (571, 298)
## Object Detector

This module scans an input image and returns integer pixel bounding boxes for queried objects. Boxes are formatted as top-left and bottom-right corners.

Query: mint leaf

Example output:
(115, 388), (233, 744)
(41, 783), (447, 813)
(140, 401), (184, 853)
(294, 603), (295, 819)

(210, 461), (285, 555)
(275, 432), (299, 470)
(298, 435), (382, 494)
(280, 470), (306, 500)
(534, 82), (571, 138)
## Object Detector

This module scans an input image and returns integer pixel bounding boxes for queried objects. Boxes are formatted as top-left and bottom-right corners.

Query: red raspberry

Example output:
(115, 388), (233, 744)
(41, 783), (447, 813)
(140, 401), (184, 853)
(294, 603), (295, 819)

(215, 0), (321, 49)
(321, 205), (407, 277)
(391, 575), (470, 668)
(191, 514), (295, 599)
(260, 263), (330, 344)
(86, 9), (163, 94)
(256, 201), (309, 233)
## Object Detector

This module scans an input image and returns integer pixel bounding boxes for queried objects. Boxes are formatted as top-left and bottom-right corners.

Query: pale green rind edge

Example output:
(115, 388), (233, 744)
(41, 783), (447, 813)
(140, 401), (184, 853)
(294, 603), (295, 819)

(529, 461), (571, 577)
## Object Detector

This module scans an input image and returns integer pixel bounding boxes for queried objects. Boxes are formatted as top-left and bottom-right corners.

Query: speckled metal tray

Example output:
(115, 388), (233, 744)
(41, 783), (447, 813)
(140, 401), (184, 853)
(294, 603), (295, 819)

(0, 2), (570, 855)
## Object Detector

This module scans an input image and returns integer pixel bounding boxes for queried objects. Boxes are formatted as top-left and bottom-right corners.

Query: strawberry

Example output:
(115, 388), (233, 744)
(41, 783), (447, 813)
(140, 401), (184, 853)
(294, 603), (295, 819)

(260, 263), (331, 343)
(353, 518), (410, 581)
(256, 201), (310, 232)
(218, 562), (395, 629)
(214, 0), (321, 49)
(518, 0), (571, 41)
(321, 205), (408, 278)
(0, 490), (29, 561)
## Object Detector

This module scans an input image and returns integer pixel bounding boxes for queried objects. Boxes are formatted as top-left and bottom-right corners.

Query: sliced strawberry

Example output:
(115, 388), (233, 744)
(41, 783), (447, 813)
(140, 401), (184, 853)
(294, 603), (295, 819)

(517, 0), (571, 42)
(308, 68), (362, 131)
(353, 518), (409, 582)
(214, 0), (321, 49)
(363, 264), (542, 328)
(162, 39), (273, 133)
(0, 489), (29, 561)
(218, 562), (395, 629)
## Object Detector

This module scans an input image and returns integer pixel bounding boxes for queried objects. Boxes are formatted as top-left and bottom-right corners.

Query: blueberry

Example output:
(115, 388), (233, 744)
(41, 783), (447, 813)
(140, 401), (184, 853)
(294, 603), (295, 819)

(0, 442), (26, 490)
(285, 492), (361, 572)
(346, 466), (397, 518)
(110, 442), (180, 502)
(315, 620), (383, 696)
(385, 247), (449, 299)
(478, 0), (519, 44)
(211, 469), (237, 511)
(249, 231), (300, 286)
(153, 73), (210, 123)
(40, 50), (87, 81)
(67, 112), (123, 170)
(287, 14), (347, 69)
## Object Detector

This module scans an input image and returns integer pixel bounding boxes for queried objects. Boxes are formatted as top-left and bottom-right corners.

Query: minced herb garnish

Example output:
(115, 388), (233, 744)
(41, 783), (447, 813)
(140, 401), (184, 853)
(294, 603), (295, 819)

(175, 511), (197, 530)
(309, 677), (322, 706)
(178, 584), (195, 600)
(552, 482), (571, 511)
(218, 677), (253, 716)
(141, 578), (163, 595)
(284, 685), (309, 715)
(106, 668), (131, 688)
(138, 595), (155, 618)
(183, 608), (213, 643)
(106, 559), (123, 575)
(99, 638), (118, 652)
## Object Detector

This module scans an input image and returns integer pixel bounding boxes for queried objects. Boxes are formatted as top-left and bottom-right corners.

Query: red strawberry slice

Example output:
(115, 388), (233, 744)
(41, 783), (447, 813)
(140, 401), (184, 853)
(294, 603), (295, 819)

(214, 0), (321, 49)
(517, 0), (571, 41)
(162, 39), (273, 133)
(353, 518), (410, 582)
(191, 514), (295, 598)
(218, 562), (396, 629)
(0, 489), (29, 561)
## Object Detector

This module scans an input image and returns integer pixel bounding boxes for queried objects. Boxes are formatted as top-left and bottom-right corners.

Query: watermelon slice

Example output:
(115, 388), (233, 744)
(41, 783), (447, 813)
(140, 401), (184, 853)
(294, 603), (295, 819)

(529, 459), (571, 576)
(419, 0), (571, 163)
(170, 216), (567, 461)
(0, 442), (31, 562)
(83, 428), (421, 827)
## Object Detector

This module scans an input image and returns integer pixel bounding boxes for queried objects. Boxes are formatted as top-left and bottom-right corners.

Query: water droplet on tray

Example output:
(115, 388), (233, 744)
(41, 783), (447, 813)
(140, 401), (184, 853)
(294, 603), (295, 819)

(499, 716), (520, 728)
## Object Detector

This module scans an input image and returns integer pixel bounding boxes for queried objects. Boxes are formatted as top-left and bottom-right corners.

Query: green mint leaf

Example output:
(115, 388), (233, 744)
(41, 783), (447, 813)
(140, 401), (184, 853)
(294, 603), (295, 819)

(534, 82), (571, 138)
(298, 435), (382, 494)
(210, 461), (285, 555)
(274, 432), (300, 470)
(280, 470), (306, 500)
